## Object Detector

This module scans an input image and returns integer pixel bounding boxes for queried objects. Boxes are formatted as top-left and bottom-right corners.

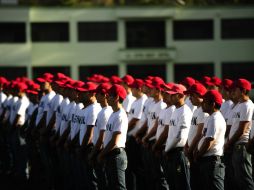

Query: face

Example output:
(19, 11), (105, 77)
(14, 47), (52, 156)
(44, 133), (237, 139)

(170, 94), (179, 105)
(163, 92), (172, 105)
(234, 87), (242, 100)
(40, 82), (51, 92)
(106, 94), (117, 107)
(201, 98), (212, 113)
(190, 93), (203, 106)
(131, 88), (139, 98)
(96, 92), (106, 104)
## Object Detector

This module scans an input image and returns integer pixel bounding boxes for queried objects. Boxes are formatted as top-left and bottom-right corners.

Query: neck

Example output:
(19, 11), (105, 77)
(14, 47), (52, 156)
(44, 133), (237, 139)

(100, 100), (108, 108)
(175, 99), (185, 108)
(154, 94), (162, 103)
(209, 109), (218, 115)
(112, 102), (122, 112)
(239, 95), (249, 103)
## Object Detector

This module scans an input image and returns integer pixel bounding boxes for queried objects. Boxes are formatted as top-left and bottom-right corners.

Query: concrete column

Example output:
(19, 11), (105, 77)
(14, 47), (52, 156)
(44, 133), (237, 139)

(166, 61), (174, 82)
(118, 62), (126, 77)
(71, 64), (79, 80)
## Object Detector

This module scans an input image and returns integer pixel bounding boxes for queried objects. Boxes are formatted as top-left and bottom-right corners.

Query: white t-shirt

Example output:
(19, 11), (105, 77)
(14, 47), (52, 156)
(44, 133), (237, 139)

(226, 103), (240, 126)
(36, 91), (56, 126)
(9, 95), (30, 126)
(46, 93), (63, 126)
(103, 108), (128, 148)
(250, 111), (254, 139)
(25, 102), (38, 123)
(156, 105), (175, 140)
(123, 92), (136, 113)
(187, 107), (209, 146)
(147, 99), (167, 135)
(185, 96), (197, 113)
(59, 101), (76, 136)
(165, 104), (192, 152)
(8, 96), (19, 125)
(228, 100), (254, 144)
(79, 102), (101, 145)
(127, 94), (148, 136)
(55, 98), (70, 133)
(3, 95), (13, 121)
(0, 91), (7, 116)
(198, 111), (226, 156)
(70, 103), (84, 140)
(220, 99), (233, 119)
(93, 106), (113, 144)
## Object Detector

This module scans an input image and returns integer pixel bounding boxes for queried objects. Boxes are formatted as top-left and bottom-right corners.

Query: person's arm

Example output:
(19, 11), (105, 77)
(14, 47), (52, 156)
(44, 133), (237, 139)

(134, 120), (148, 142)
(12, 114), (21, 128)
(224, 121), (250, 149)
(57, 122), (71, 146)
(142, 118), (159, 143)
(128, 118), (139, 132)
(188, 123), (204, 154)
(196, 137), (214, 159)
(97, 131), (120, 162)
(81, 125), (94, 147)
(153, 125), (169, 151)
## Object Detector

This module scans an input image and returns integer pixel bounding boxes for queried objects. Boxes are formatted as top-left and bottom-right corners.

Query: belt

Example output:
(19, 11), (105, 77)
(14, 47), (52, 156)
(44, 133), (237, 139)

(198, 155), (221, 163)
(107, 147), (125, 157)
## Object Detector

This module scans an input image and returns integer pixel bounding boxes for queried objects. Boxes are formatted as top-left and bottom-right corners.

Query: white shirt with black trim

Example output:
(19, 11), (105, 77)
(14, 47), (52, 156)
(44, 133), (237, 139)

(127, 94), (148, 136)
(228, 99), (254, 144)
(36, 91), (56, 126)
(9, 95), (30, 126)
(92, 106), (113, 144)
(79, 102), (101, 145)
(70, 103), (84, 140)
(156, 105), (175, 140)
(220, 99), (233, 119)
(59, 101), (76, 136)
(187, 107), (209, 146)
(46, 93), (63, 126)
(165, 104), (192, 152)
(147, 99), (167, 135)
(55, 98), (70, 133)
(103, 108), (128, 148)
(198, 111), (226, 156)
(0, 91), (7, 116)
(123, 92), (136, 113)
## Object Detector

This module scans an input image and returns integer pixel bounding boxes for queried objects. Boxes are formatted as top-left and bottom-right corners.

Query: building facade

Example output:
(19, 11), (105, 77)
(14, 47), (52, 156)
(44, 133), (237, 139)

(0, 6), (254, 82)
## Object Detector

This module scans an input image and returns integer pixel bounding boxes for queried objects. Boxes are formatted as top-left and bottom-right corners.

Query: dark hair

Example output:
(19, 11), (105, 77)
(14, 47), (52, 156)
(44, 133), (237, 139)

(239, 87), (250, 95)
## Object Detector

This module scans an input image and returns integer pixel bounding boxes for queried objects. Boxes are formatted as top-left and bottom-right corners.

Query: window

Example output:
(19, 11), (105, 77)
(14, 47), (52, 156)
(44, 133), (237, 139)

(79, 65), (119, 81)
(174, 63), (214, 82)
(222, 62), (254, 81)
(31, 22), (69, 42)
(78, 22), (117, 42)
(127, 63), (166, 80)
(126, 21), (165, 48)
(221, 18), (254, 39)
(0, 22), (26, 43)
(32, 66), (70, 79)
(173, 20), (213, 40)
(0, 67), (27, 79)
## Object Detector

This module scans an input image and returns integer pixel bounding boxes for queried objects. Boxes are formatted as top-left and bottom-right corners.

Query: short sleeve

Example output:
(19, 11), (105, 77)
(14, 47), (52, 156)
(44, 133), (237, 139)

(17, 101), (29, 116)
(240, 103), (254, 122)
(86, 106), (100, 126)
(113, 116), (125, 133)
(205, 118), (216, 139)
